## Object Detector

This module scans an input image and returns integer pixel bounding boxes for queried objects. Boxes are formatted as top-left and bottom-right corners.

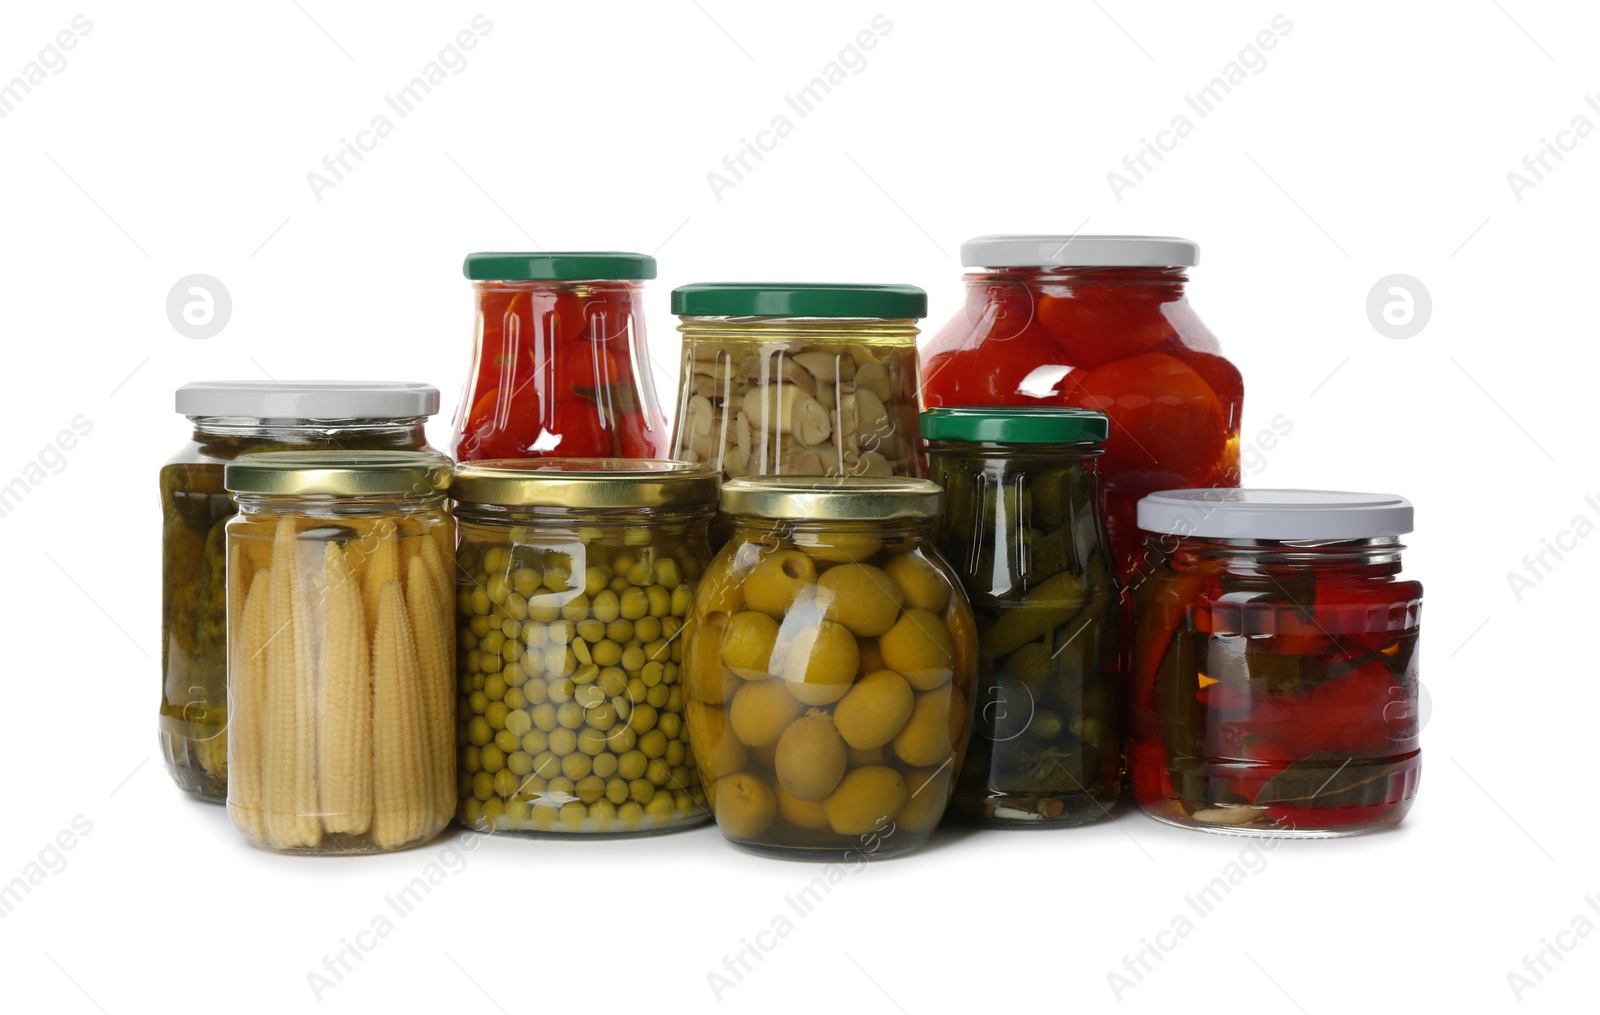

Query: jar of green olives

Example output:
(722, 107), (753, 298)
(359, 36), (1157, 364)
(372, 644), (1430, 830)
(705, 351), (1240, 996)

(449, 459), (720, 836)
(684, 476), (978, 860)
(161, 381), (439, 801)
(922, 408), (1123, 826)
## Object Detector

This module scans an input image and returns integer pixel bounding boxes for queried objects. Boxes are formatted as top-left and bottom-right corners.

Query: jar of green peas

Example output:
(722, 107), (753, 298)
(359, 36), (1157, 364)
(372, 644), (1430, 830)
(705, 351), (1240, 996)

(448, 459), (720, 836)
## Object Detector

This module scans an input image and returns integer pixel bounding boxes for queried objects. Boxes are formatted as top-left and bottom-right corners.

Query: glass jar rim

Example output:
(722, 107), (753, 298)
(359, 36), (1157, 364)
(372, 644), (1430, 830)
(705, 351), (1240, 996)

(720, 476), (942, 521)
(225, 450), (452, 497)
(451, 458), (718, 510)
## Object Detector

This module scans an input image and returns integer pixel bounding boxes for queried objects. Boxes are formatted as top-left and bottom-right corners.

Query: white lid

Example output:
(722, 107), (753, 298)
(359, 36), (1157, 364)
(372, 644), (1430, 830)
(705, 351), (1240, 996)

(961, 234), (1199, 268)
(175, 381), (440, 420)
(1137, 489), (1414, 540)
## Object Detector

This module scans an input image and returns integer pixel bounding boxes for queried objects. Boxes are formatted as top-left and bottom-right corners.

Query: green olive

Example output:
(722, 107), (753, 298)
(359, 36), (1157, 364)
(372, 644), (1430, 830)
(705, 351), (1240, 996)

(892, 686), (956, 767)
(780, 620), (860, 706)
(721, 611), (780, 677)
(774, 710), (848, 801)
(687, 701), (747, 779)
(744, 550), (819, 617)
(832, 669), (915, 751)
(795, 529), (882, 564)
(897, 764), (953, 834)
(728, 678), (805, 746)
(879, 608), (956, 690)
(823, 766), (908, 835)
(817, 563), (904, 637)
(777, 788), (830, 830)
(715, 772), (777, 838)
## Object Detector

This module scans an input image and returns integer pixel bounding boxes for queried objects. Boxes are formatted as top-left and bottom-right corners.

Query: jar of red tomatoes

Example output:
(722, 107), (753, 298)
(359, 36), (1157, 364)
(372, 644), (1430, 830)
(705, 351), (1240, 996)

(1127, 489), (1422, 837)
(919, 235), (1242, 581)
(452, 252), (672, 462)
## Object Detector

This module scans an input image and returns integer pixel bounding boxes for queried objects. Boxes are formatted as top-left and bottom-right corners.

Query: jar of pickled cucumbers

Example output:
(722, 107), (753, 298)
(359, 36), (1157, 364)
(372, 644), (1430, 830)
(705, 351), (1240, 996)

(161, 380), (439, 801)
(1128, 489), (1422, 837)
(670, 283), (927, 483)
(684, 476), (978, 860)
(922, 407), (1123, 826)
(448, 459), (720, 836)
(223, 450), (457, 854)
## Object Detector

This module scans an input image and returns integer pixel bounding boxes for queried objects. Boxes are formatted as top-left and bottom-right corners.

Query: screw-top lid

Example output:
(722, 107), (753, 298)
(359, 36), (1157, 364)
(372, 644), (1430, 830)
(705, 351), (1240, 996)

(224, 450), (453, 497)
(720, 476), (943, 521)
(1137, 489), (1414, 541)
(961, 234), (1199, 269)
(451, 459), (719, 511)
(463, 252), (657, 281)
(920, 406), (1109, 445)
(672, 283), (927, 319)
(175, 381), (440, 420)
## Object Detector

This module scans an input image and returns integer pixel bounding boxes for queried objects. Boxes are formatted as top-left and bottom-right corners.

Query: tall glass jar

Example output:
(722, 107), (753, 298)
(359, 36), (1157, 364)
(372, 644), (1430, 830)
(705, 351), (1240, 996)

(452, 252), (671, 462)
(922, 408), (1122, 826)
(449, 459), (719, 836)
(670, 283), (927, 482)
(919, 236), (1243, 581)
(684, 477), (978, 860)
(160, 381), (438, 801)
(1128, 490), (1422, 837)
(223, 451), (457, 854)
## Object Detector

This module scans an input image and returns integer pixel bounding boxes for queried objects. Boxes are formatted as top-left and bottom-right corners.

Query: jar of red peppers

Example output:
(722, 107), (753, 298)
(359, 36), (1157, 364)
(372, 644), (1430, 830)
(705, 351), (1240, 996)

(919, 236), (1242, 580)
(452, 252), (671, 462)
(1128, 489), (1421, 837)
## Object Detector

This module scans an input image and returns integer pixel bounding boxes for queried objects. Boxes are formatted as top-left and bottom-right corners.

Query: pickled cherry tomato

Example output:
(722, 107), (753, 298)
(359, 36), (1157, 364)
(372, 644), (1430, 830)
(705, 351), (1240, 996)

(1036, 283), (1176, 368)
(1067, 352), (1227, 480)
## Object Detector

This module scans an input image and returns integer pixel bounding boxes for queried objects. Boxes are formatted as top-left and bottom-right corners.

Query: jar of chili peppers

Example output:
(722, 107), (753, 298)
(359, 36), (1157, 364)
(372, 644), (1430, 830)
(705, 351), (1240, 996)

(1127, 489), (1422, 837)
(921, 407), (1122, 827)
(919, 235), (1243, 581)
(452, 252), (671, 462)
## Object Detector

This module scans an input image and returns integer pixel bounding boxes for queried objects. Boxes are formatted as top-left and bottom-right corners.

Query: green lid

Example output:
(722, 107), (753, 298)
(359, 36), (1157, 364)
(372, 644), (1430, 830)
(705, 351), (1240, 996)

(671, 283), (927, 319)
(919, 406), (1110, 444)
(463, 252), (657, 281)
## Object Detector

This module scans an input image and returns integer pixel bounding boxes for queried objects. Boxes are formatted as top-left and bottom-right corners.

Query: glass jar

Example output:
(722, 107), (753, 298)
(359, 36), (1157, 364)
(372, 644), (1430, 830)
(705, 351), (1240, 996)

(670, 283), (927, 482)
(922, 407), (1122, 826)
(452, 252), (671, 462)
(684, 477), (978, 860)
(449, 459), (719, 836)
(223, 451), (457, 853)
(919, 235), (1243, 581)
(1127, 490), (1422, 837)
(160, 381), (439, 801)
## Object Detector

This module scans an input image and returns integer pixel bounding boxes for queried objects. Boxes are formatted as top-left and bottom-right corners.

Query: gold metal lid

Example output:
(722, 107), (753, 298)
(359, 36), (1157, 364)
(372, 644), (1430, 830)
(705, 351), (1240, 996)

(451, 458), (719, 510)
(720, 476), (944, 521)
(224, 450), (453, 497)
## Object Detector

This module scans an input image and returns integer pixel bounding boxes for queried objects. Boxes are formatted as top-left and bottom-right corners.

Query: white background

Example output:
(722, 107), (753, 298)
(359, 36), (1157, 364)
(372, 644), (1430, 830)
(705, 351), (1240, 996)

(0, 2), (1592, 1012)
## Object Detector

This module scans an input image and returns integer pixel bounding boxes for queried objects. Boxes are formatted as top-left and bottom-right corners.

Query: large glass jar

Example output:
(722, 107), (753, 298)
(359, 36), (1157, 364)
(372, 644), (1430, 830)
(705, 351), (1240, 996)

(160, 381), (438, 801)
(223, 451), (457, 853)
(919, 235), (1243, 581)
(684, 477), (978, 860)
(670, 283), (927, 482)
(449, 459), (719, 836)
(922, 408), (1123, 826)
(1128, 490), (1422, 837)
(451, 252), (671, 462)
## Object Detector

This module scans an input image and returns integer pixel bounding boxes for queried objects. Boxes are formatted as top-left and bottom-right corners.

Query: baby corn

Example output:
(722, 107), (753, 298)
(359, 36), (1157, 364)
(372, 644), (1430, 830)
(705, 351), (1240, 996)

(317, 543), (373, 836)
(407, 554), (455, 821)
(227, 568), (271, 843)
(371, 580), (430, 848)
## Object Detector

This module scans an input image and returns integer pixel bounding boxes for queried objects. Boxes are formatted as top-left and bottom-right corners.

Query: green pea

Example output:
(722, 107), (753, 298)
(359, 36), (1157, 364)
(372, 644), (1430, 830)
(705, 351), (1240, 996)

(504, 687), (528, 711)
(480, 745), (506, 773)
(629, 703), (658, 734)
(472, 771), (494, 801)
(577, 728), (609, 756)
(505, 708), (533, 737)
(521, 729), (549, 755)
(531, 703), (558, 732)
(646, 758), (671, 786)
(629, 779), (656, 804)
(593, 752), (619, 779)
(549, 728), (578, 756)
(646, 683), (670, 709)
(494, 729), (521, 754)
(620, 587), (649, 620)
(485, 701), (509, 730)
(467, 716), (492, 747)
(508, 751), (535, 776)
(493, 769), (519, 798)
(605, 777), (630, 805)
(557, 702), (585, 729)
(561, 753), (592, 780)
(618, 750), (648, 780)
(576, 774), (607, 804)
(638, 729), (667, 759)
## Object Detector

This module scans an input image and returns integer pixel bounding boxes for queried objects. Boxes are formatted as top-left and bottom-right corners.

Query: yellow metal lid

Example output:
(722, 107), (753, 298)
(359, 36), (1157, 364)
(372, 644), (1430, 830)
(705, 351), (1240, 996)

(719, 476), (943, 521)
(451, 458), (719, 510)
(224, 450), (452, 497)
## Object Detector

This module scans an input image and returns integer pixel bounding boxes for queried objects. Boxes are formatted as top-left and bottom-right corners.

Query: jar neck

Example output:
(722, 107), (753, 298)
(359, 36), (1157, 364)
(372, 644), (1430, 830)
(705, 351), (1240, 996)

(732, 516), (932, 546)
(965, 265), (1188, 297)
(453, 503), (714, 528)
(189, 416), (428, 447)
(677, 317), (920, 345)
(1163, 535), (1404, 576)
(924, 439), (1104, 463)
(235, 491), (447, 516)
